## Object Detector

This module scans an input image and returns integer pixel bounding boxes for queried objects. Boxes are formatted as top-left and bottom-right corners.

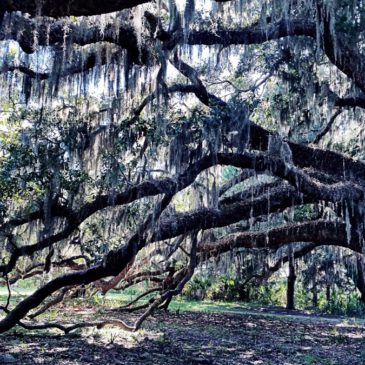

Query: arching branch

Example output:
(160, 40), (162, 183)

(1, 0), (152, 18)
(199, 220), (362, 256)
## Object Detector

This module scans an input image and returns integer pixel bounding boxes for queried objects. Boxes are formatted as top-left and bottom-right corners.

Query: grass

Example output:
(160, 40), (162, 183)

(1, 286), (365, 365)
(0, 286), (274, 326)
(1, 286), (365, 328)
(0, 286), (34, 297)
(168, 298), (252, 312)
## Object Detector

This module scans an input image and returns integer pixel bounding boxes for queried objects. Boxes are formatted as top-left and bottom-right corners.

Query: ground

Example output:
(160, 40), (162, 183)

(1, 304), (365, 365)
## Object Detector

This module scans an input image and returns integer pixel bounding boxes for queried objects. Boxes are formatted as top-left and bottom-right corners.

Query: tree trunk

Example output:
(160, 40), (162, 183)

(237, 283), (250, 302)
(356, 257), (365, 304)
(312, 285), (318, 307)
(326, 284), (331, 304)
(286, 247), (296, 310)
(161, 296), (172, 311)
(312, 270), (318, 307)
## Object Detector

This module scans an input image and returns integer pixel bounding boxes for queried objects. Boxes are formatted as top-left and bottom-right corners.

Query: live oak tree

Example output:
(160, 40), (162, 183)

(0, 0), (365, 333)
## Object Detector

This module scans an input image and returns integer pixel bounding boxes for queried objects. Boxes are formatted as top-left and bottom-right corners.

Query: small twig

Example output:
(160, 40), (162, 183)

(208, 74), (271, 95)
(313, 109), (342, 144)
(178, 245), (190, 257)
(28, 286), (74, 319)
(118, 287), (162, 309)
(131, 231), (199, 331)
(159, 235), (187, 263)
(117, 302), (150, 313)
(5, 276), (11, 310)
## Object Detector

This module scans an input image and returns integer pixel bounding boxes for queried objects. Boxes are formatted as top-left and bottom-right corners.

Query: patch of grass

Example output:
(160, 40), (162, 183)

(302, 354), (323, 365)
(168, 298), (252, 313)
(301, 354), (335, 365)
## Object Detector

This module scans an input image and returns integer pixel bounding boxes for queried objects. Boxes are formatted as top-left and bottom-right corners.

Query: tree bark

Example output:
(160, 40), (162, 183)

(312, 270), (318, 308)
(199, 220), (362, 257)
(326, 284), (331, 305)
(356, 257), (365, 304)
(0, 0), (152, 18)
(286, 246), (296, 310)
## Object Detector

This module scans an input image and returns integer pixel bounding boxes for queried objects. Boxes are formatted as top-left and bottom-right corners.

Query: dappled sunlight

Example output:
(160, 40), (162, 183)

(1, 0), (365, 363)
(3, 308), (364, 364)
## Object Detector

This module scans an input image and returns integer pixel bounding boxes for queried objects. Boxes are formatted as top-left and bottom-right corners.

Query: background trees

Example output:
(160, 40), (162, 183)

(0, 0), (365, 333)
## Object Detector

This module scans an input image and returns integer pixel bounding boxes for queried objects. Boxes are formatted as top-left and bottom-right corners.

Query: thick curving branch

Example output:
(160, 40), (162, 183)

(198, 220), (363, 256)
(187, 19), (316, 47)
(3, 9), (365, 101)
(0, 154), (219, 275)
(171, 56), (365, 185)
(0, 11), (151, 66)
(2, 148), (364, 276)
(0, 0), (152, 18)
(0, 153), (226, 332)
(187, 17), (365, 95)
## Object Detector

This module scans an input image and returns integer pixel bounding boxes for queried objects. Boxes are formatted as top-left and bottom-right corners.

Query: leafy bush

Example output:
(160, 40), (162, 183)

(182, 276), (212, 300)
(248, 280), (287, 306)
(320, 290), (365, 316)
(206, 276), (239, 301)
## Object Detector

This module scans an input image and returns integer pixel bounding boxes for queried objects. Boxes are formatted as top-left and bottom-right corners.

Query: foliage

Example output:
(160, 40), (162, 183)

(1, 0), (365, 337)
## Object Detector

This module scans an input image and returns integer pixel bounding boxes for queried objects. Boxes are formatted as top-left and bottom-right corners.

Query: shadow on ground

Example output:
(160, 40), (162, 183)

(1, 310), (365, 364)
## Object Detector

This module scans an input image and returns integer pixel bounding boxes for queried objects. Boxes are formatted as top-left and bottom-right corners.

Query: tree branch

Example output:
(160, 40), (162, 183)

(1, 0), (152, 18)
(199, 220), (362, 256)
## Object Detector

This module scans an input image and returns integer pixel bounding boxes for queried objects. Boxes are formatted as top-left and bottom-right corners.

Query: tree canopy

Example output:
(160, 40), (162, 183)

(1, 0), (365, 333)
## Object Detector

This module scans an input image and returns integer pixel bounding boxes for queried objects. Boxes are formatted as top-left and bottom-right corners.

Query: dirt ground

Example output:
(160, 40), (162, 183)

(1, 308), (364, 364)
